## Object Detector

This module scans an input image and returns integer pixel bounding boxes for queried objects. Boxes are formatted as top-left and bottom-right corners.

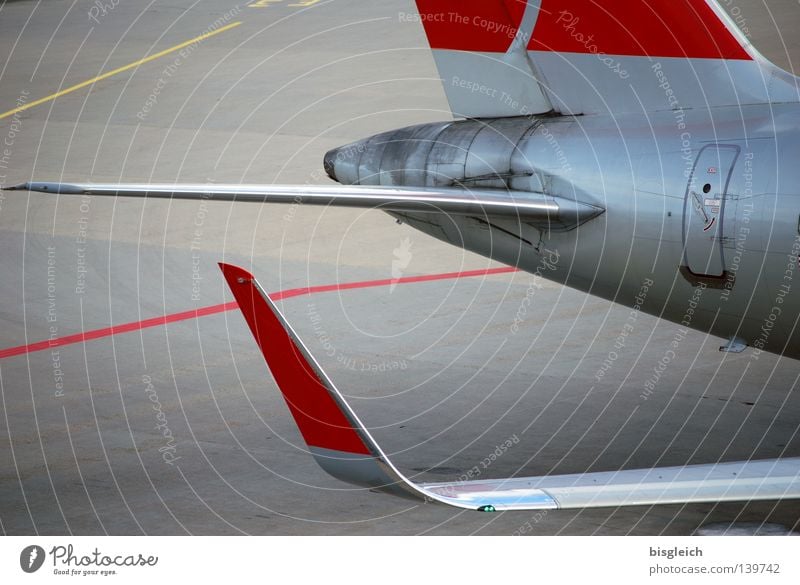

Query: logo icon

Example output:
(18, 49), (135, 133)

(390, 237), (413, 292)
(20, 545), (45, 573)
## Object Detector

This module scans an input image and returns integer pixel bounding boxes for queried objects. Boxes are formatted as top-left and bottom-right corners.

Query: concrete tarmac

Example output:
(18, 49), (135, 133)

(0, 0), (799, 535)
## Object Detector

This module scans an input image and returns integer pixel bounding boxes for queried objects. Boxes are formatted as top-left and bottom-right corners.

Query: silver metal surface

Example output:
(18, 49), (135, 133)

(3, 0), (800, 535)
(424, 457), (800, 510)
(6, 181), (603, 231)
(322, 104), (800, 360)
(683, 144), (740, 278)
(14, 98), (800, 360)
(239, 266), (800, 512)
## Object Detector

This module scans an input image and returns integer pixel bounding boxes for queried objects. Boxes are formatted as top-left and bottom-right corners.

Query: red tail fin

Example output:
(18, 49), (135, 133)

(414, 0), (798, 117)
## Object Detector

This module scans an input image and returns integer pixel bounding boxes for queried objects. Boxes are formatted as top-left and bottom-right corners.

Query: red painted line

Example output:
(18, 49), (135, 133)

(0, 302), (239, 360)
(270, 266), (517, 300)
(0, 266), (517, 360)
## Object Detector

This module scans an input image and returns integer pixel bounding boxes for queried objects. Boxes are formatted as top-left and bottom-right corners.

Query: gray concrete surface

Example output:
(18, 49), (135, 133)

(0, 0), (799, 535)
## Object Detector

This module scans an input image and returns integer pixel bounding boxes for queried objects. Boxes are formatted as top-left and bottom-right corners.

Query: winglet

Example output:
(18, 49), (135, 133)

(218, 263), (418, 498)
(220, 263), (800, 512)
(219, 262), (557, 509)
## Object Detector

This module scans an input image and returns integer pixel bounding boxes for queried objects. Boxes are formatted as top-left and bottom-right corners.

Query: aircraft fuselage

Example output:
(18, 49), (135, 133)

(325, 104), (800, 360)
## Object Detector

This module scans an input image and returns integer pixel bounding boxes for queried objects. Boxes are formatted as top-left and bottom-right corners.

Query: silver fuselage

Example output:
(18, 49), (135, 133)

(326, 104), (800, 359)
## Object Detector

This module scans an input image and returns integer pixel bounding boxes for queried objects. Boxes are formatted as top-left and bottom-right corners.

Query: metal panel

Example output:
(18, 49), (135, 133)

(378, 122), (449, 187)
(223, 262), (800, 513)
(9, 181), (603, 225)
(464, 117), (534, 183)
(531, 52), (796, 116)
(430, 49), (552, 118)
(424, 121), (481, 186)
(683, 144), (740, 277)
(357, 132), (391, 185)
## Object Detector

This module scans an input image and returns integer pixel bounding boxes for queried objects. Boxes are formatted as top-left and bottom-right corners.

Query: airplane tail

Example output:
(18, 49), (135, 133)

(220, 263), (800, 511)
(415, 0), (800, 118)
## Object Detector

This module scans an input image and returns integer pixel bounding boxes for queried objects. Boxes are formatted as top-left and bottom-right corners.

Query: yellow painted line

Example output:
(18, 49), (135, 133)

(0, 21), (242, 121)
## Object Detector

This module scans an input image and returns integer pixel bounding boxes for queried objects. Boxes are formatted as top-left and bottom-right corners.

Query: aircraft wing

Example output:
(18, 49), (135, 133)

(219, 262), (800, 512)
(5, 182), (603, 231)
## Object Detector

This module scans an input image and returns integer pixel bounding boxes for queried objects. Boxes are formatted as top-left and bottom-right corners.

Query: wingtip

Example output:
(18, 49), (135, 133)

(0, 183), (28, 191)
(215, 263), (570, 509)
(1, 182), (87, 194)
(218, 262), (255, 284)
(218, 262), (374, 456)
(218, 262), (423, 496)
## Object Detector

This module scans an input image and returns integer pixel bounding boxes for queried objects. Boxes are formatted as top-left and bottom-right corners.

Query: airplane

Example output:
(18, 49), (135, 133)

(5, 0), (800, 511)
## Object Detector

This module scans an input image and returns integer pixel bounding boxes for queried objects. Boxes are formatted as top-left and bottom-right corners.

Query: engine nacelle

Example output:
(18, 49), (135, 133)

(324, 117), (541, 189)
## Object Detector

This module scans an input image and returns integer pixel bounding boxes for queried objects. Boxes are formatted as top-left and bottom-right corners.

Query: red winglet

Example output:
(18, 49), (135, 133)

(219, 263), (370, 455)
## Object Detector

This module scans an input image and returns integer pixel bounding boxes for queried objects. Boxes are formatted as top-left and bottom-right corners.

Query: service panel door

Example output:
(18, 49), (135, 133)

(683, 144), (740, 277)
